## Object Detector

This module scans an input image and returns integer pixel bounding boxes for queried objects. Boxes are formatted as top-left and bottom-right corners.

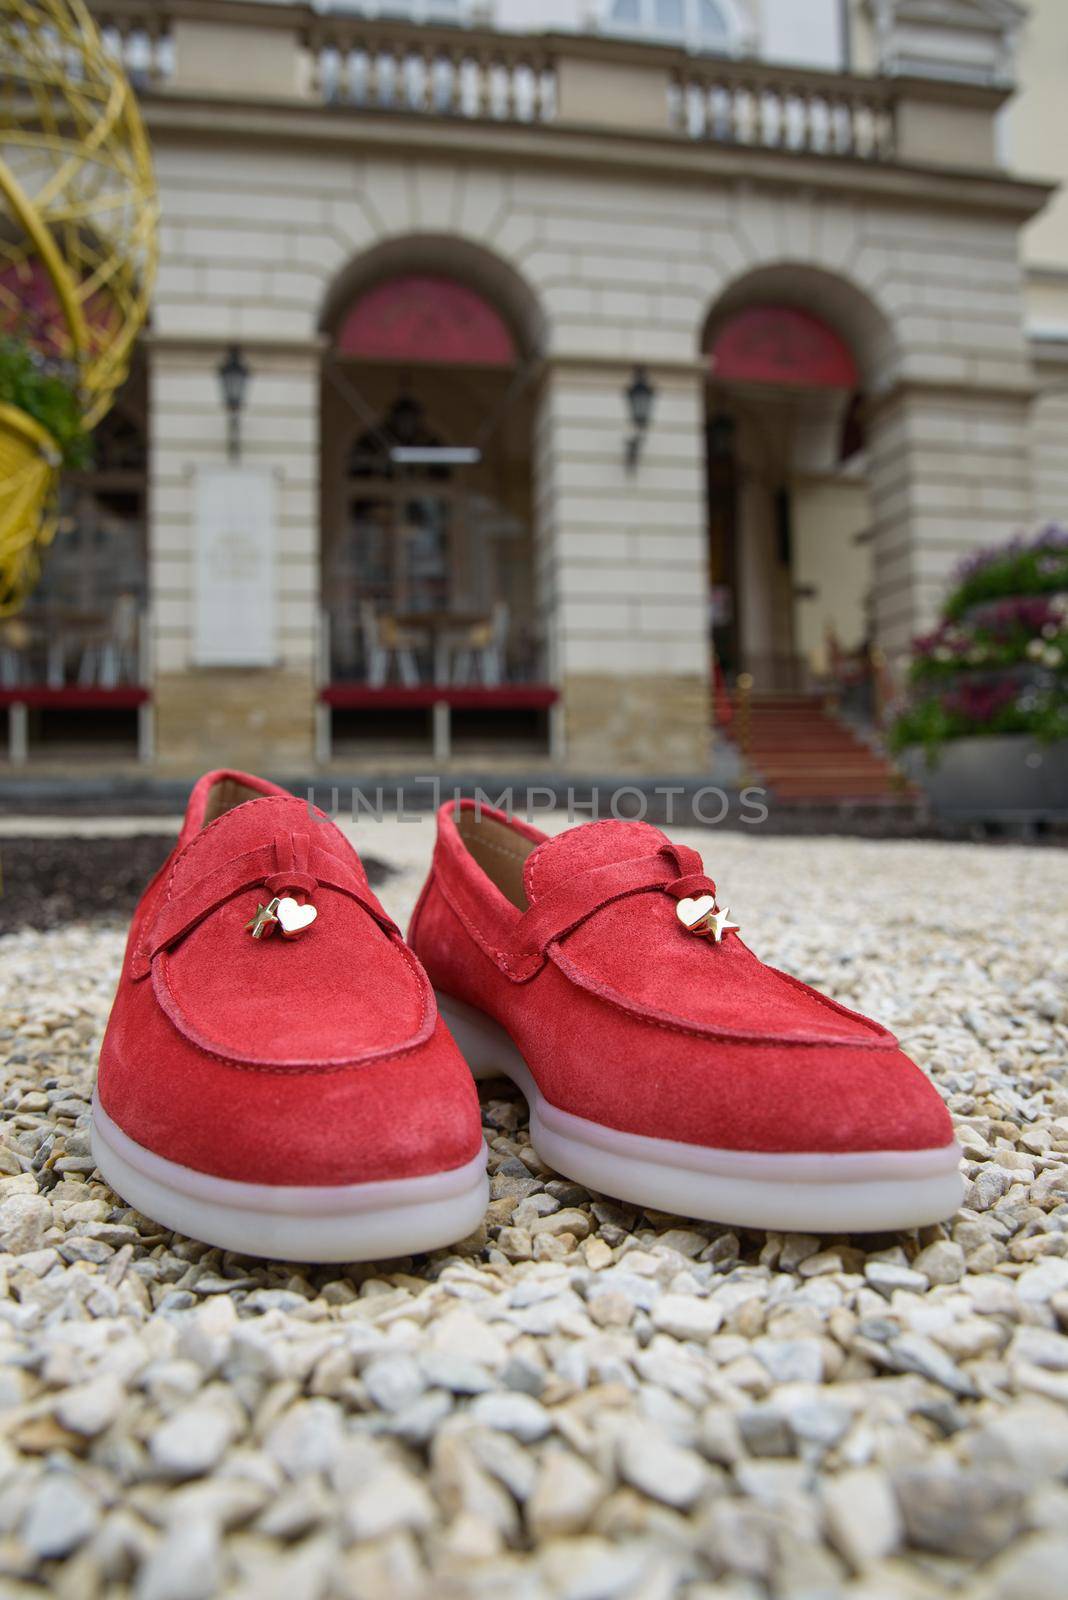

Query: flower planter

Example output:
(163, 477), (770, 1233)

(891, 527), (1068, 787)
(901, 734), (1068, 821)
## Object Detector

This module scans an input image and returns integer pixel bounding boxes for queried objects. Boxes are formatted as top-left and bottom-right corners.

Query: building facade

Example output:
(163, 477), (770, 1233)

(6, 0), (1064, 775)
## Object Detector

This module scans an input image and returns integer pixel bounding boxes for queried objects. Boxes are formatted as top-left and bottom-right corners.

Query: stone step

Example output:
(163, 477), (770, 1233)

(740, 694), (907, 804)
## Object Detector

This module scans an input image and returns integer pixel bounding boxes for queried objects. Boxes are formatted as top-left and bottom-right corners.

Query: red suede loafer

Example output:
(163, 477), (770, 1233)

(92, 771), (487, 1261)
(409, 803), (963, 1232)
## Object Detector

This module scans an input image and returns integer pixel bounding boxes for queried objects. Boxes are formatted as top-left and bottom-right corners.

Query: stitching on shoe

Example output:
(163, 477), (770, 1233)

(407, 867), (435, 947)
(151, 926), (436, 1074)
(433, 863), (540, 982)
(548, 942), (896, 1048)
(759, 962), (895, 1039)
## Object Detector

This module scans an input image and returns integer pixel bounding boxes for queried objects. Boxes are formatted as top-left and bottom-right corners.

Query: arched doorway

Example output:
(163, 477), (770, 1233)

(700, 280), (876, 698)
(318, 248), (553, 758)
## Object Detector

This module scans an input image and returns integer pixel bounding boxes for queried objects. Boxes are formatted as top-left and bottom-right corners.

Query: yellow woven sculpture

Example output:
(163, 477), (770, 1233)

(0, 0), (157, 614)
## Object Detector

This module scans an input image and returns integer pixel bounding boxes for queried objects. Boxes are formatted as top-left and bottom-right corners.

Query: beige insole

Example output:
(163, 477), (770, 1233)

(202, 777), (265, 826)
(456, 811), (537, 910)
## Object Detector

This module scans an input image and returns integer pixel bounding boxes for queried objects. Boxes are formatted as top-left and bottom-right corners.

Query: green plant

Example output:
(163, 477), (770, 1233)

(889, 683), (1068, 760)
(0, 338), (90, 469)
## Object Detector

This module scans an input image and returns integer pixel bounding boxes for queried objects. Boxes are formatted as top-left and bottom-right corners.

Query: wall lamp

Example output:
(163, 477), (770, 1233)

(625, 364), (655, 471)
(217, 344), (251, 463)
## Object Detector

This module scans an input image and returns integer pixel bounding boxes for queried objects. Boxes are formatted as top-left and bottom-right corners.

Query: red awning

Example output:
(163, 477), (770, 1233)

(709, 305), (858, 389)
(336, 274), (517, 367)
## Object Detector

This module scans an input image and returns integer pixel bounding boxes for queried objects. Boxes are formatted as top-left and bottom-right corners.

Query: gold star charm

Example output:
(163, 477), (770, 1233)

(705, 905), (739, 943)
(245, 897), (280, 939)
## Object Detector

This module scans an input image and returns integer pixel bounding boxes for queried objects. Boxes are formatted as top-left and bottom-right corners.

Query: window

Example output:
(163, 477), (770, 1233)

(605, 0), (734, 51)
(657, 1), (685, 36)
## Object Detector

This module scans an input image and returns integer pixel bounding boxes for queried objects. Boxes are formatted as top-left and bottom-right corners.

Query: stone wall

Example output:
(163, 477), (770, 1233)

(532, 363), (710, 771)
(868, 385), (1035, 659)
(149, 343), (321, 767)
(561, 673), (711, 774)
(154, 667), (315, 774)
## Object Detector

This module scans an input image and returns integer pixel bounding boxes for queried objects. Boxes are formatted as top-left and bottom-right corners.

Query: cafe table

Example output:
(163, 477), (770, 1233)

(390, 609), (491, 685)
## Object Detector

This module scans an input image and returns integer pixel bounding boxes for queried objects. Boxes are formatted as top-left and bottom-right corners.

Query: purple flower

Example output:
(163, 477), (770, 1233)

(978, 596), (1059, 639)
(953, 523), (1068, 584)
(940, 679), (1017, 723)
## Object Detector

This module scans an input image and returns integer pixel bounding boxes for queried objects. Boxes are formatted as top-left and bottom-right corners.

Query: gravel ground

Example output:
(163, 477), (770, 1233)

(1, 821), (1068, 1600)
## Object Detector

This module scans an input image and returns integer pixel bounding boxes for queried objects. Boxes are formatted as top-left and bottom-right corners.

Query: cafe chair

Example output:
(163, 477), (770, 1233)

(360, 600), (420, 687)
(77, 593), (140, 688)
(451, 600), (509, 687)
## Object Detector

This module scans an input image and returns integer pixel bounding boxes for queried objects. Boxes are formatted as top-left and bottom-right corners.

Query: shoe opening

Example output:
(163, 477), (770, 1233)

(455, 809), (537, 910)
(201, 775), (270, 826)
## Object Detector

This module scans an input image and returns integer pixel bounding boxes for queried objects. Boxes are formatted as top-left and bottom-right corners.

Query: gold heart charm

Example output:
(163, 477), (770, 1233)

(275, 896), (317, 939)
(676, 895), (716, 932)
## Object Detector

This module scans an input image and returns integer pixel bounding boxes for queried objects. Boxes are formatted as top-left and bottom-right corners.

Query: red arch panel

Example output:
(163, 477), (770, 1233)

(709, 305), (858, 389)
(337, 273), (517, 367)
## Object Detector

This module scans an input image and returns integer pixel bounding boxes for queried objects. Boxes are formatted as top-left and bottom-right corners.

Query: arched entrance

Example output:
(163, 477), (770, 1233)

(701, 268), (892, 700)
(318, 243), (553, 759)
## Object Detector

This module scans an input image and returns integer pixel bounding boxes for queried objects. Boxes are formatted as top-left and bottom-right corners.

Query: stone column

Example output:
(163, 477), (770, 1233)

(1031, 375), (1068, 523)
(533, 361), (711, 774)
(148, 341), (320, 773)
(866, 382), (1035, 665)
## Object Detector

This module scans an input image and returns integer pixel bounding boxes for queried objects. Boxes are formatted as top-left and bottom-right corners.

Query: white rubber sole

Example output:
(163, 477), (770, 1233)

(90, 1092), (489, 1263)
(438, 994), (963, 1233)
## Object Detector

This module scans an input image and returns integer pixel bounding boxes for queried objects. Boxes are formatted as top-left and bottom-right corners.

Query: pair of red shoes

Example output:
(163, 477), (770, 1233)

(92, 770), (962, 1261)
